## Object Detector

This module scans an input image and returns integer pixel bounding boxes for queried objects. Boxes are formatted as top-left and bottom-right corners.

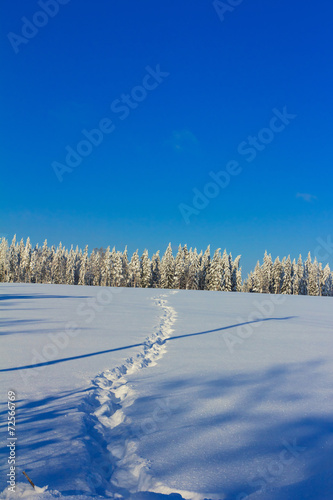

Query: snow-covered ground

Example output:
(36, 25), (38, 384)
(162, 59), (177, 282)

(1, 284), (333, 500)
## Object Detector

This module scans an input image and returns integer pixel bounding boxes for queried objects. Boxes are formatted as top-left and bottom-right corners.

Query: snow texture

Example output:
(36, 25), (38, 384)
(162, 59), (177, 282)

(1, 284), (333, 499)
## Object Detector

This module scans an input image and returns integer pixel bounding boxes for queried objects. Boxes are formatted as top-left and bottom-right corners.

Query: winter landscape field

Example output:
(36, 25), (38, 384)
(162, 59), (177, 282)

(1, 283), (333, 500)
(2, 1), (333, 499)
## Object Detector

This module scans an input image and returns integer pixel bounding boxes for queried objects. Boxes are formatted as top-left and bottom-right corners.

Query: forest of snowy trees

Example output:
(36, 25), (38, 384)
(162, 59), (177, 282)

(0, 236), (332, 296)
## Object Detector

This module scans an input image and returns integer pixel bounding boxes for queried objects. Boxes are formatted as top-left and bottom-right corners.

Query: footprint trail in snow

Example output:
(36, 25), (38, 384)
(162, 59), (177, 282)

(82, 293), (178, 498)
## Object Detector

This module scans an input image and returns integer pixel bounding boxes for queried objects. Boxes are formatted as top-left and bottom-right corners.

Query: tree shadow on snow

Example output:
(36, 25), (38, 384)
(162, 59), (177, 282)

(131, 358), (333, 500)
(0, 316), (296, 372)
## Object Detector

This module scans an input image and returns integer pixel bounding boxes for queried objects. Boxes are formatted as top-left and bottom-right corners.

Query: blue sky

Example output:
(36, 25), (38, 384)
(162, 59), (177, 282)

(1, 0), (332, 275)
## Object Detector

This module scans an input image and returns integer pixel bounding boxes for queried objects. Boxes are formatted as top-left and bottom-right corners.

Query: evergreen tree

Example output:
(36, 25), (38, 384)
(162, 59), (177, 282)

(121, 247), (129, 287)
(207, 249), (222, 291)
(199, 246), (210, 290)
(101, 246), (111, 287)
(8, 235), (18, 282)
(51, 243), (65, 284)
(30, 245), (42, 283)
(21, 237), (32, 283)
(113, 251), (123, 287)
(221, 250), (232, 292)
(252, 261), (261, 293)
(261, 251), (273, 293)
(187, 248), (200, 290)
(0, 237), (9, 282)
(78, 245), (89, 286)
(65, 247), (76, 285)
(151, 251), (161, 288)
(173, 244), (185, 289)
(160, 243), (175, 289)
(17, 238), (25, 282)
(308, 257), (320, 296)
(231, 255), (241, 292)
(129, 250), (141, 287)
(141, 249), (152, 288)
(322, 264), (332, 296)
(281, 256), (292, 295)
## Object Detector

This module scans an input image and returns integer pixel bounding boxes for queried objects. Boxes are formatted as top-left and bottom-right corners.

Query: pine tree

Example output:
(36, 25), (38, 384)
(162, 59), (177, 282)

(121, 247), (129, 287)
(160, 243), (175, 289)
(173, 244), (185, 289)
(221, 250), (232, 292)
(292, 255), (303, 295)
(17, 238), (25, 282)
(141, 249), (152, 288)
(78, 245), (89, 286)
(39, 240), (51, 283)
(8, 235), (18, 282)
(30, 245), (42, 283)
(207, 249), (222, 291)
(151, 251), (161, 288)
(187, 248), (200, 290)
(308, 257), (320, 296)
(0, 237), (9, 282)
(303, 252), (313, 296)
(101, 246), (112, 287)
(65, 247), (76, 285)
(281, 255), (292, 295)
(261, 251), (273, 293)
(252, 261), (261, 293)
(321, 264), (332, 296)
(51, 243), (65, 284)
(128, 250), (141, 288)
(231, 255), (241, 292)
(199, 246), (210, 290)
(112, 251), (123, 287)
(21, 237), (32, 283)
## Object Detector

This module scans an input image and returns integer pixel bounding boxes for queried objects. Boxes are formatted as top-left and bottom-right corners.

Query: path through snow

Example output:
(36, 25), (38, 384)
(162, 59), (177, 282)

(80, 294), (178, 498)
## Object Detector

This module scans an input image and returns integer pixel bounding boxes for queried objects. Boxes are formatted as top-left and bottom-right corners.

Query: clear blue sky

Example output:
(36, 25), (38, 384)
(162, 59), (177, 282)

(1, 0), (332, 275)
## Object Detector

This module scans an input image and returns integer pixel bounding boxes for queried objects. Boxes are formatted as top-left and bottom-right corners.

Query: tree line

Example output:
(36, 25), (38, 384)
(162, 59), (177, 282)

(0, 236), (332, 296)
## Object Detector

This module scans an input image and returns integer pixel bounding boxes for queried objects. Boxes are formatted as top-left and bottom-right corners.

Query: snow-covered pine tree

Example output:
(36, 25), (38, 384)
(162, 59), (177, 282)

(141, 249), (152, 288)
(198, 246), (210, 290)
(65, 246), (76, 285)
(90, 250), (102, 287)
(261, 251), (273, 293)
(0, 237), (9, 282)
(252, 261), (262, 293)
(221, 250), (232, 292)
(8, 235), (19, 282)
(78, 245), (89, 286)
(129, 250), (141, 288)
(295, 255), (305, 295)
(207, 249), (222, 291)
(39, 240), (51, 283)
(231, 255), (242, 292)
(173, 244), (185, 289)
(308, 257), (320, 296)
(51, 243), (66, 284)
(29, 244), (42, 283)
(112, 251), (123, 287)
(160, 243), (175, 289)
(291, 258), (298, 295)
(21, 237), (32, 283)
(321, 264), (332, 296)
(187, 248), (200, 290)
(280, 255), (292, 295)
(121, 247), (129, 287)
(303, 252), (313, 296)
(17, 238), (25, 282)
(151, 251), (161, 288)
(243, 271), (254, 292)
(292, 255), (303, 295)
(100, 246), (111, 287)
